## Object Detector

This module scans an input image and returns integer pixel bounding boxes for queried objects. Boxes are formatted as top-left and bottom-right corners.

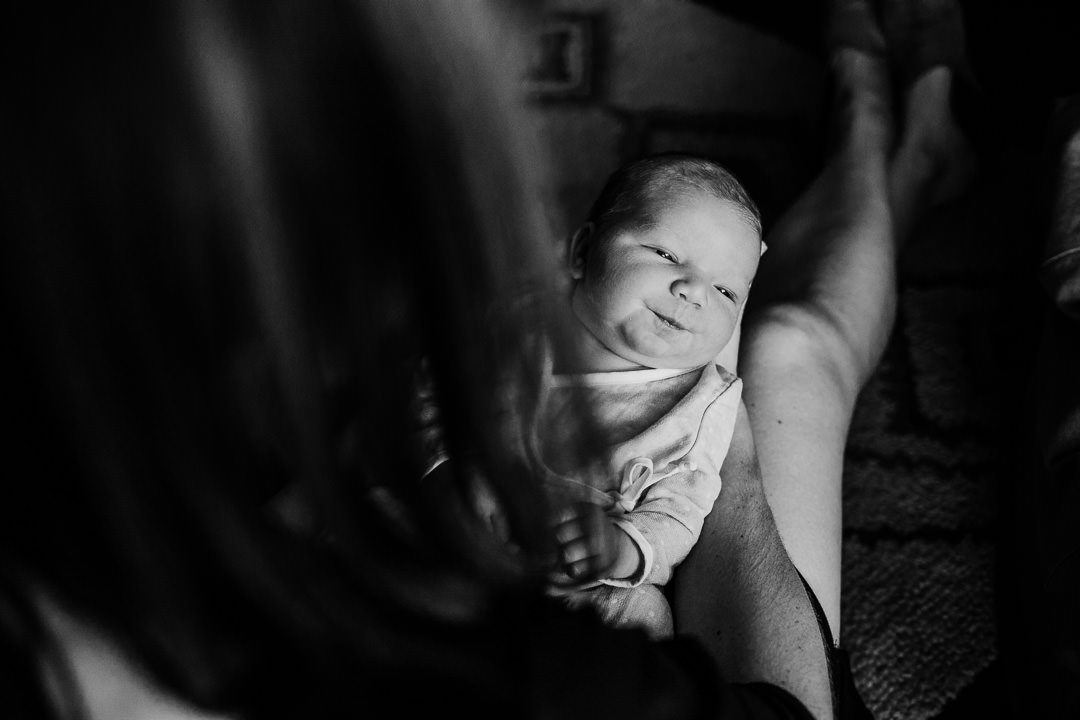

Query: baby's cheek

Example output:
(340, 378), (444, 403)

(707, 311), (737, 351)
(620, 310), (692, 357)
(590, 265), (638, 305)
(619, 312), (661, 351)
(589, 277), (624, 309)
(709, 328), (735, 357)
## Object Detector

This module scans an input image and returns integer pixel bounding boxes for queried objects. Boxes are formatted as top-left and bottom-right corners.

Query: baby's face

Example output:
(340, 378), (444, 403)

(570, 193), (761, 371)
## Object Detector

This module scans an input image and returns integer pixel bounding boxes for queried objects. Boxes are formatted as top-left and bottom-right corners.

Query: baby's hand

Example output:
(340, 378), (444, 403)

(552, 501), (623, 583)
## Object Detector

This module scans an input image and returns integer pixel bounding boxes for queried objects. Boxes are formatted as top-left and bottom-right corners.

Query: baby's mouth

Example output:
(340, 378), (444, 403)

(652, 309), (687, 331)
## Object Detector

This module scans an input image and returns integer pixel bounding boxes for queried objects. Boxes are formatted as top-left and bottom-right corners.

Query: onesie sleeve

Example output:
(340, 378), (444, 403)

(601, 374), (742, 588)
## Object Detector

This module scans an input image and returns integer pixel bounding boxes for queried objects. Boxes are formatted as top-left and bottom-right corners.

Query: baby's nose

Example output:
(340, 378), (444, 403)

(671, 277), (706, 306)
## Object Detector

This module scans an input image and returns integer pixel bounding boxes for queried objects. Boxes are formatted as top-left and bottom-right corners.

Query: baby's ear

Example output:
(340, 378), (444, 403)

(567, 222), (594, 280)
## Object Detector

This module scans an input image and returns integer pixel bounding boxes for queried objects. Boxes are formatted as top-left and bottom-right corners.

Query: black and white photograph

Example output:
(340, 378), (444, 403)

(2, 1), (1078, 718)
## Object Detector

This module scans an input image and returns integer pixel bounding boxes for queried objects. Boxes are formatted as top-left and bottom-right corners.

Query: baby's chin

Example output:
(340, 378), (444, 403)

(617, 337), (711, 370)
(622, 348), (718, 371)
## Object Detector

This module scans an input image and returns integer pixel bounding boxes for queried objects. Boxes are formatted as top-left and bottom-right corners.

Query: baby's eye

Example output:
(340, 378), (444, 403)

(714, 286), (737, 302)
(651, 247), (677, 262)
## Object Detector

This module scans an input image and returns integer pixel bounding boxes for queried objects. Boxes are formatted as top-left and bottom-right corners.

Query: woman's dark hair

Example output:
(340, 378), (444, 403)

(584, 153), (763, 245)
(1, 1), (573, 716)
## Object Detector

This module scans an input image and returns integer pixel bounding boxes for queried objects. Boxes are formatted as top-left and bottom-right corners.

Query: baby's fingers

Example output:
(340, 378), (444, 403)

(559, 537), (605, 580)
(553, 506), (585, 541)
(554, 503), (617, 580)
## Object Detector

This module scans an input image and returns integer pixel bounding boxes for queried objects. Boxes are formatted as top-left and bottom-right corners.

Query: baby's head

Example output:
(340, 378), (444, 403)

(566, 153), (763, 372)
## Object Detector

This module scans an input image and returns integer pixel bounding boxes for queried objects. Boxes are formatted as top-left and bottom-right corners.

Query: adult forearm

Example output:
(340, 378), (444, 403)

(673, 406), (833, 720)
